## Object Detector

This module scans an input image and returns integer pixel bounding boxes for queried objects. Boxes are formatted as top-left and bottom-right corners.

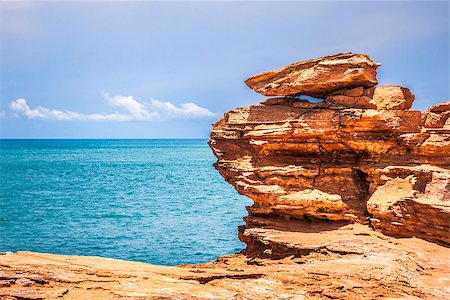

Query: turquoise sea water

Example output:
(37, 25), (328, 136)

(0, 139), (251, 266)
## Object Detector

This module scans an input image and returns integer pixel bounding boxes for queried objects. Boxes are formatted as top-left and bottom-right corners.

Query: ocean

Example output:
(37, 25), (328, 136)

(0, 139), (251, 266)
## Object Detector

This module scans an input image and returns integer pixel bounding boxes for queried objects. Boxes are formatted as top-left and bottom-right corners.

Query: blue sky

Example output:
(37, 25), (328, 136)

(0, 1), (448, 138)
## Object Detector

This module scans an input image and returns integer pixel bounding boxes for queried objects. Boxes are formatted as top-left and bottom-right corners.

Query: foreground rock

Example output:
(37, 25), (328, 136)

(245, 53), (380, 98)
(1, 225), (449, 299)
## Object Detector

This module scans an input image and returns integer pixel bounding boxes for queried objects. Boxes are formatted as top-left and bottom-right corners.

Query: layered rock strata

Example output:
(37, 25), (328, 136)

(325, 85), (415, 109)
(244, 53), (380, 97)
(422, 101), (450, 129)
(210, 53), (450, 249)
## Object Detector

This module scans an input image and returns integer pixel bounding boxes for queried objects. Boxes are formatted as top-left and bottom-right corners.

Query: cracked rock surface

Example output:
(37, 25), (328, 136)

(244, 53), (380, 98)
(0, 226), (449, 299)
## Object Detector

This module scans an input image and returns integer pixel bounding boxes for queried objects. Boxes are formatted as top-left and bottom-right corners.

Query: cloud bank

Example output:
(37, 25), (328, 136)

(8, 93), (216, 122)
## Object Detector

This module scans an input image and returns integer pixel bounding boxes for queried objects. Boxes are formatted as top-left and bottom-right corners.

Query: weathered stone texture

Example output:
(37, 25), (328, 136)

(245, 53), (380, 98)
(325, 85), (415, 109)
(211, 54), (450, 248)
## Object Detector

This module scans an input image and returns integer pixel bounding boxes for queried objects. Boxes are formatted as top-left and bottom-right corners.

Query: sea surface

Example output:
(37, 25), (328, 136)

(0, 139), (251, 266)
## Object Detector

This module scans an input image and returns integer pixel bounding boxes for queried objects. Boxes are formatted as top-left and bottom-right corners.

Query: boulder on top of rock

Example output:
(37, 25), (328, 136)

(245, 53), (380, 98)
(372, 86), (415, 109)
(422, 101), (450, 128)
(325, 85), (415, 109)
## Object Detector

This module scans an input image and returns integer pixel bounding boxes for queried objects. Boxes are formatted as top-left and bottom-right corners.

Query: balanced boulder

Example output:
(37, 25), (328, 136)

(245, 53), (380, 98)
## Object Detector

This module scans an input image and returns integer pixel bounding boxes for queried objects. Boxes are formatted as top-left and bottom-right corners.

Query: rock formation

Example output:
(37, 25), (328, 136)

(325, 85), (415, 109)
(1, 53), (449, 299)
(245, 53), (380, 98)
(210, 53), (450, 249)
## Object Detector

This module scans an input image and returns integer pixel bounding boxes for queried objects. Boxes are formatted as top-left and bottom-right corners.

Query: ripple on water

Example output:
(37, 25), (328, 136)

(0, 139), (251, 265)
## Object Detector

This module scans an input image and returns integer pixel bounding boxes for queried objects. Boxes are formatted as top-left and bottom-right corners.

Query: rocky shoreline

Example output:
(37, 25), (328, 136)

(1, 226), (449, 299)
(1, 53), (449, 299)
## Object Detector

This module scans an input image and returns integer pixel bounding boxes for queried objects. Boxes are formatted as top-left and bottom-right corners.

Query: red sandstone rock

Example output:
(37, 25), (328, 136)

(1, 230), (449, 299)
(325, 85), (415, 109)
(367, 165), (450, 244)
(211, 62), (449, 245)
(372, 85), (415, 109)
(422, 101), (450, 128)
(245, 53), (380, 98)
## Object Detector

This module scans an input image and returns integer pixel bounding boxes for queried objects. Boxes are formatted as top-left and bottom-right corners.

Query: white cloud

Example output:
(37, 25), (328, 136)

(8, 93), (216, 122)
(102, 92), (160, 121)
(0, 111), (6, 119)
(9, 98), (133, 121)
(149, 99), (216, 118)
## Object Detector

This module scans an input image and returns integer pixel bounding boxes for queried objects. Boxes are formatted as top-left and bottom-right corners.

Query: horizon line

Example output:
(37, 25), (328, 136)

(0, 137), (210, 140)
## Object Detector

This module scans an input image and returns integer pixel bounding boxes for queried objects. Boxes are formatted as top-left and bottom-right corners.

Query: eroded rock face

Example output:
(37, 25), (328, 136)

(245, 53), (380, 98)
(211, 54), (450, 248)
(422, 101), (450, 128)
(325, 85), (415, 109)
(367, 165), (450, 244)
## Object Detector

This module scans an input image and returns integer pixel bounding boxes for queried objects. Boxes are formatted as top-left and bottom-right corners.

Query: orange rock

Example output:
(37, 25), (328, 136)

(211, 54), (449, 248)
(325, 85), (415, 109)
(422, 101), (450, 128)
(371, 85), (415, 109)
(245, 53), (380, 98)
(1, 227), (450, 299)
(367, 165), (450, 244)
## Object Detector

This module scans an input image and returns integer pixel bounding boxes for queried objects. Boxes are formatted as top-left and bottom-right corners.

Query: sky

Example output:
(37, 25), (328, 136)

(0, 1), (448, 138)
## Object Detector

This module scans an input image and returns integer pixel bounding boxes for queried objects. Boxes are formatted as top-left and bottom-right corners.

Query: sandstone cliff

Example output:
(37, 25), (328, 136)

(210, 53), (449, 248)
(1, 53), (449, 299)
